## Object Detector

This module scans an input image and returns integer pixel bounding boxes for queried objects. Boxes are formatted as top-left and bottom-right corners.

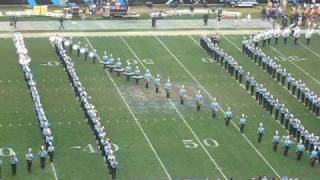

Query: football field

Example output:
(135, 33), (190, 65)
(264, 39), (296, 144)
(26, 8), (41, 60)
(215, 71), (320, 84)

(1, 34), (320, 179)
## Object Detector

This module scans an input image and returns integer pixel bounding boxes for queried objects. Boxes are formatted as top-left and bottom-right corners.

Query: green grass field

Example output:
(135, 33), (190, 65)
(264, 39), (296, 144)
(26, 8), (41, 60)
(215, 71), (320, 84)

(0, 34), (320, 179)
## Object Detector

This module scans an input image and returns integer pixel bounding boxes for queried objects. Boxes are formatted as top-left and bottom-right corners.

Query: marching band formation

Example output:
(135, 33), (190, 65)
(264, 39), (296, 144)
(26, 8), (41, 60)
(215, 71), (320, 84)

(12, 33), (55, 175)
(3, 31), (319, 178)
(200, 34), (320, 166)
(53, 36), (118, 179)
(243, 30), (320, 117)
(250, 24), (316, 46)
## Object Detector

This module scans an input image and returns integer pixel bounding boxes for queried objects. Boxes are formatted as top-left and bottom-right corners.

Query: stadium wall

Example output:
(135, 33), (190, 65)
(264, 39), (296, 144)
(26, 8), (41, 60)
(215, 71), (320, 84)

(0, 0), (27, 5)
(0, 0), (271, 5)
(131, 0), (270, 4)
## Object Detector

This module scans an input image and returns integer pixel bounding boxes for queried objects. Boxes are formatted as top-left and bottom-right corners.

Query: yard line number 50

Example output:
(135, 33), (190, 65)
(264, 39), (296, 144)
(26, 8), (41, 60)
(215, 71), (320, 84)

(182, 138), (219, 149)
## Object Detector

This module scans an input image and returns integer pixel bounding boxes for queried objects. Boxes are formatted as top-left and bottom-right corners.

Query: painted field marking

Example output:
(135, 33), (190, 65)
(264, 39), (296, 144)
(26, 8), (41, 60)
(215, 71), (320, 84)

(270, 46), (320, 86)
(121, 36), (228, 180)
(84, 36), (172, 180)
(295, 39), (320, 59)
(50, 163), (59, 180)
(161, 35), (281, 177)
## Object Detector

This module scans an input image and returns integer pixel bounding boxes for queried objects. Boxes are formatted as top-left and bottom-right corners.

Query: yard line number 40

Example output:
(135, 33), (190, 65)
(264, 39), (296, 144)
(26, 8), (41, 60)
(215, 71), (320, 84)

(41, 59), (155, 67)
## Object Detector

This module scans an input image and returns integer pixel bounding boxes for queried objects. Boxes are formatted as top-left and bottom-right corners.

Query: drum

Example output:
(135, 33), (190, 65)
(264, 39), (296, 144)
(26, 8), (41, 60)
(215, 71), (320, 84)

(72, 44), (79, 50)
(133, 75), (144, 80)
(19, 55), (31, 65)
(49, 36), (56, 42)
(64, 40), (71, 47)
(89, 52), (95, 58)
(80, 47), (86, 54)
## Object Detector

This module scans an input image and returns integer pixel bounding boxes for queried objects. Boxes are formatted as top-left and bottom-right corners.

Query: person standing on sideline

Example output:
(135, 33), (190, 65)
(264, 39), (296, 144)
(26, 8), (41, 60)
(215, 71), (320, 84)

(272, 131), (280, 151)
(224, 107), (232, 126)
(257, 123), (265, 143)
(59, 16), (64, 30)
(48, 142), (55, 163)
(13, 16), (17, 28)
(217, 8), (222, 22)
(239, 114), (246, 133)
(10, 153), (18, 176)
(9, 16), (13, 27)
(203, 13), (209, 26)
(39, 146), (47, 169)
(209, 98), (220, 119)
(25, 148), (34, 173)
(151, 16), (157, 28)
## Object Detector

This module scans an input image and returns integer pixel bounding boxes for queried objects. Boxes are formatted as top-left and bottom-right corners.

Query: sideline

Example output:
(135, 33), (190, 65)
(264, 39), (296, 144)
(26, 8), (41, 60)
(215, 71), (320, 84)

(0, 30), (262, 38)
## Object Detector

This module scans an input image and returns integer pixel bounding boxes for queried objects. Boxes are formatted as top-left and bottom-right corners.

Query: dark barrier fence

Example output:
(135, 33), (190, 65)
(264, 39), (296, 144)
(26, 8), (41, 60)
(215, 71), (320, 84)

(1, 0), (269, 5)
(130, 0), (269, 5)
(0, 0), (81, 5)
(0, 0), (27, 5)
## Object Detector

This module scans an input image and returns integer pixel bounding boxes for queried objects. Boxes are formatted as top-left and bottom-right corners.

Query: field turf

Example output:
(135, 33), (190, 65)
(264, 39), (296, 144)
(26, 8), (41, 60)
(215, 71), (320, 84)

(0, 34), (320, 179)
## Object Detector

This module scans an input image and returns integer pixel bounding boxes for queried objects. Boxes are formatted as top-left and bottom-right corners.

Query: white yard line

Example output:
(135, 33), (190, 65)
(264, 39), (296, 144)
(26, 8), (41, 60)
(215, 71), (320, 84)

(221, 36), (242, 52)
(120, 36), (228, 180)
(50, 163), (59, 180)
(269, 46), (320, 86)
(84, 36), (172, 180)
(294, 38), (320, 59)
(159, 35), (281, 178)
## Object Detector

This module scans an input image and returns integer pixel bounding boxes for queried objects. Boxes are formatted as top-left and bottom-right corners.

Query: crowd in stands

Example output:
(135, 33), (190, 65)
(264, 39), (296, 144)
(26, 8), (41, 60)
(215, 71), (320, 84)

(262, 1), (320, 27)
(200, 35), (320, 166)
(52, 35), (118, 179)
